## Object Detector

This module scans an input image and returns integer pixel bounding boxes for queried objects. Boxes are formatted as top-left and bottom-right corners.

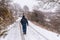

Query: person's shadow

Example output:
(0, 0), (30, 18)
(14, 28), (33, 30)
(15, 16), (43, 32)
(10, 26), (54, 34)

(20, 24), (25, 40)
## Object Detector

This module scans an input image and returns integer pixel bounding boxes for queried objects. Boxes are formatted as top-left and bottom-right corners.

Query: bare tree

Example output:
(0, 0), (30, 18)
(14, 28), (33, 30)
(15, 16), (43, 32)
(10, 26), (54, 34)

(23, 5), (29, 12)
(0, 0), (12, 7)
(11, 3), (23, 18)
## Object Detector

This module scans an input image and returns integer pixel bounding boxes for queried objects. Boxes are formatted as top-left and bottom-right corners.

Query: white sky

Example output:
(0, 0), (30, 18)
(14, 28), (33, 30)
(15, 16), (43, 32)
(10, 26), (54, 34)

(12, 0), (60, 12)
(13, 0), (38, 11)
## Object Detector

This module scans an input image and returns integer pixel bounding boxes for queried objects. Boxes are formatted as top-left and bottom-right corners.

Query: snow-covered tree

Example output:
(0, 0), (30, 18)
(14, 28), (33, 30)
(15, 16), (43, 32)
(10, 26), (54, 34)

(34, 0), (59, 10)
(23, 5), (29, 12)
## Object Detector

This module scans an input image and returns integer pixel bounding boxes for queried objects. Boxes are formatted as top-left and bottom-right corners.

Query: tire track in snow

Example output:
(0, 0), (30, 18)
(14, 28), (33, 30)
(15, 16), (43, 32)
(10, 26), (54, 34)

(29, 25), (49, 40)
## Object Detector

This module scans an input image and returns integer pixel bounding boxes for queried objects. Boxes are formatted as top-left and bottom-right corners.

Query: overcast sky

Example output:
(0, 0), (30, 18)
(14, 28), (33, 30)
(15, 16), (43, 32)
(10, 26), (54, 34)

(13, 0), (38, 11)
(12, 0), (60, 12)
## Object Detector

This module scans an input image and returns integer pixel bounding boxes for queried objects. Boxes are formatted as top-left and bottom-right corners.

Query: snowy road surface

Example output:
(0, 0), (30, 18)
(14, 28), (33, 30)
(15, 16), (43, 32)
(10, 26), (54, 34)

(0, 17), (60, 40)
(0, 19), (22, 40)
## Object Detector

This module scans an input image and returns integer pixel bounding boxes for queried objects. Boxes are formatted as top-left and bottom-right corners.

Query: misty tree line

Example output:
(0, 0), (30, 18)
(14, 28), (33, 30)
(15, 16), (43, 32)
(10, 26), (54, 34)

(27, 9), (60, 34)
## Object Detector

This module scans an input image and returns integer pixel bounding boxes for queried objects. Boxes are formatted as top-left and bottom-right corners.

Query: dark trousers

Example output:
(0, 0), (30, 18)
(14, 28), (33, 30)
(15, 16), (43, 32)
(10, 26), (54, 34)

(22, 24), (27, 34)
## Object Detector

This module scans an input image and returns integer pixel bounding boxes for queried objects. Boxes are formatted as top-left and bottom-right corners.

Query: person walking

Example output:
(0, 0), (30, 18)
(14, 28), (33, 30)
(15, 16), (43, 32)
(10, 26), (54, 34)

(20, 14), (28, 34)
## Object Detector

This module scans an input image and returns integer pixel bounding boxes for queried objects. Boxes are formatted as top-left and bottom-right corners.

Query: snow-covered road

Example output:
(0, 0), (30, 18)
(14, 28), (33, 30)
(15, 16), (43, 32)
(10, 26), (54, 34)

(0, 17), (60, 40)
(0, 19), (22, 40)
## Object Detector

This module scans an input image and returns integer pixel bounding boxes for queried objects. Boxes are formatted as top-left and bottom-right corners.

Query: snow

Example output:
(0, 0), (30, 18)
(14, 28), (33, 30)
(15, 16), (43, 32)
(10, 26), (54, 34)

(0, 17), (60, 40)
(13, 0), (38, 11)
(45, 18), (51, 22)
(12, 0), (60, 12)
(0, 18), (22, 40)
(28, 21), (60, 40)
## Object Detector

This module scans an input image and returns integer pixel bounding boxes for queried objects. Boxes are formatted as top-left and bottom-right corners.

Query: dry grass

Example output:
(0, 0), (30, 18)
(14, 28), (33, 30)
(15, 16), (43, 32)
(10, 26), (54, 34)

(0, 7), (14, 37)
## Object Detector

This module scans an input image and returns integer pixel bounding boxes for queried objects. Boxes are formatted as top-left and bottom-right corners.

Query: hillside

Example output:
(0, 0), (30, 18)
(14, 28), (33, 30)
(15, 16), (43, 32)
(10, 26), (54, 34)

(0, 7), (14, 37)
(27, 10), (60, 34)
